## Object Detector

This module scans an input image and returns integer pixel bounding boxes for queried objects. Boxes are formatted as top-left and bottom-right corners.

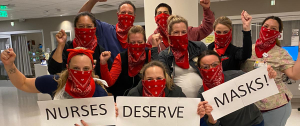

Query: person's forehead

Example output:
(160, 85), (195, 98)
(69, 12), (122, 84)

(120, 4), (134, 11)
(157, 7), (169, 11)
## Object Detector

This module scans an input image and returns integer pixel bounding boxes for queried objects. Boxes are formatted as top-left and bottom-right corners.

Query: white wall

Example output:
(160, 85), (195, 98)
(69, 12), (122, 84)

(144, 0), (199, 38)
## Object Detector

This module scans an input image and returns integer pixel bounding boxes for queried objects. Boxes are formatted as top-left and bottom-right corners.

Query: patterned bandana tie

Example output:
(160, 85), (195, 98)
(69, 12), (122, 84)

(155, 13), (170, 47)
(65, 69), (96, 98)
(214, 29), (233, 56)
(73, 28), (97, 51)
(255, 27), (281, 58)
(128, 43), (152, 77)
(169, 34), (189, 69)
(200, 63), (225, 91)
(142, 79), (166, 97)
(116, 14), (135, 49)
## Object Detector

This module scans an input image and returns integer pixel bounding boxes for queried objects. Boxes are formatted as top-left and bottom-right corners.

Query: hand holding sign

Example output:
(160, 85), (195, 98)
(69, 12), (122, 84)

(38, 96), (116, 126)
(75, 120), (88, 126)
(267, 65), (277, 78)
(116, 97), (200, 126)
(202, 66), (279, 120)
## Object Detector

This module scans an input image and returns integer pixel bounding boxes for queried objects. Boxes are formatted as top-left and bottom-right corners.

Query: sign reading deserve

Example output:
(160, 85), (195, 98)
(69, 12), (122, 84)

(202, 66), (279, 120)
(116, 97), (200, 126)
(37, 96), (116, 126)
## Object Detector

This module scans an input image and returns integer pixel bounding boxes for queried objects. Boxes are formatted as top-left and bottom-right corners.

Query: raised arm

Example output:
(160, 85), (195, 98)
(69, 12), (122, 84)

(235, 10), (252, 60)
(1, 48), (39, 93)
(79, 0), (107, 13)
(48, 29), (68, 74)
(283, 42), (300, 80)
(100, 51), (122, 87)
(188, 0), (215, 41)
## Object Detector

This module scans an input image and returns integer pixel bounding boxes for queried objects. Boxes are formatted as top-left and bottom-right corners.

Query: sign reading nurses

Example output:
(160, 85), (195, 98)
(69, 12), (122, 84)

(37, 96), (116, 126)
(202, 65), (279, 120)
(116, 97), (200, 126)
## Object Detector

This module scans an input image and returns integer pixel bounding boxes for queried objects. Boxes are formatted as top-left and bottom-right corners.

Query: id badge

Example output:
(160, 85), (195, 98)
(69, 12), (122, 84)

(254, 61), (267, 69)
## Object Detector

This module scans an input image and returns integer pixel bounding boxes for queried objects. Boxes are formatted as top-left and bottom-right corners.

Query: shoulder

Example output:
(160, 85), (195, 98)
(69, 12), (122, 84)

(96, 19), (115, 29)
(224, 70), (245, 82)
(94, 84), (108, 97)
(64, 41), (74, 49)
(35, 75), (59, 94)
(127, 86), (141, 96)
(169, 84), (186, 97)
(207, 42), (214, 49)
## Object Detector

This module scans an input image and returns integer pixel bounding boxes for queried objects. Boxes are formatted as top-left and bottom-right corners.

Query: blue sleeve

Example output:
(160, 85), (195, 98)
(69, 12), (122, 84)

(35, 75), (59, 96)
(95, 20), (116, 49)
(93, 84), (108, 97)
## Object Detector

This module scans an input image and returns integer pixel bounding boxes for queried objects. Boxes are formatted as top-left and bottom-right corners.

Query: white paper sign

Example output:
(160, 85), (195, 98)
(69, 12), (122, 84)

(202, 66), (279, 120)
(116, 97), (200, 126)
(38, 96), (116, 126)
(291, 36), (299, 46)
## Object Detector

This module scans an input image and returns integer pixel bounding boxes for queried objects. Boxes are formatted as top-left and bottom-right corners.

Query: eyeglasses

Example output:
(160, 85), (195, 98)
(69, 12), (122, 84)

(200, 61), (220, 70)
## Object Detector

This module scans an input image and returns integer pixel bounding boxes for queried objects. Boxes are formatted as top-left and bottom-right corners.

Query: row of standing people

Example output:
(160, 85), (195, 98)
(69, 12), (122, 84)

(1, 0), (300, 126)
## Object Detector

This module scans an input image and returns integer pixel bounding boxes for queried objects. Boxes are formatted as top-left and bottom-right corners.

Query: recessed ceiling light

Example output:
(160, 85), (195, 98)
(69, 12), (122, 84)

(271, 0), (275, 6)
(60, 15), (62, 16)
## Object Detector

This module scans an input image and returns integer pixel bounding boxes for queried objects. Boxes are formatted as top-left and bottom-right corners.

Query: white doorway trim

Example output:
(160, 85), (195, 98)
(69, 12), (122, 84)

(0, 30), (45, 51)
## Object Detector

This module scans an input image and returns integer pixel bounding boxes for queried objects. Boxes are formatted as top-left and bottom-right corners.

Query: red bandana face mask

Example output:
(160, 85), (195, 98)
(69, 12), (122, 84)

(128, 43), (151, 77)
(142, 79), (166, 97)
(116, 14), (135, 49)
(65, 69), (96, 98)
(200, 63), (225, 91)
(255, 27), (281, 58)
(214, 30), (232, 56)
(169, 34), (189, 69)
(73, 28), (97, 51)
(155, 13), (170, 47)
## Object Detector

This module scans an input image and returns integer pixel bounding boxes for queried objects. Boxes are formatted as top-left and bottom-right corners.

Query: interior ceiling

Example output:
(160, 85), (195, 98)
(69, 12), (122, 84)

(0, 0), (230, 21)
(0, 0), (144, 21)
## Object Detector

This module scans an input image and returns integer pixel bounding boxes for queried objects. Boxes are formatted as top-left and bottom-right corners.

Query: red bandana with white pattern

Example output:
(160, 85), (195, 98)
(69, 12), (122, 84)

(214, 29), (232, 56)
(73, 28), (97, 51)
(128, 43), (151, 77)
(65, 69), (96, 98)
(169, 34), (189, 69)
(200, 63), (224, 91)
(155, 13), (170, 47)
(116, 14), (135, 49)
(142, 79), (166, 97)
(255, 27), (281, 58)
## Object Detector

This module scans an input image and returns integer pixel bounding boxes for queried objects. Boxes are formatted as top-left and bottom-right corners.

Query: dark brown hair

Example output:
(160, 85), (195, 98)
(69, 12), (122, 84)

(262, 16), (283, 46)
(197, 50), (221, 67)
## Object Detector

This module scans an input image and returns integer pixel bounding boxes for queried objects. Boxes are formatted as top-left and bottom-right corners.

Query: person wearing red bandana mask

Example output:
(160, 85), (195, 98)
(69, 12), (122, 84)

(148, 0), (215, 53)
(196, 50), (277, 126)
(242, 16), (300, 126)
(158, 15), (207, 98)
(126, 60), (185, 97)
(99, 25), (159, 99)
(208, 10), (252, 71)
(79, 0), (136, 62)
(1, 47), (108, 100)
(48, 12), (112, 78)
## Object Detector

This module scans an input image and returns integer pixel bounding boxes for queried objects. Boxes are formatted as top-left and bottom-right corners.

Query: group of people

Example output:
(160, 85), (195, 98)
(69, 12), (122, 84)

(1, 0), (300, 126)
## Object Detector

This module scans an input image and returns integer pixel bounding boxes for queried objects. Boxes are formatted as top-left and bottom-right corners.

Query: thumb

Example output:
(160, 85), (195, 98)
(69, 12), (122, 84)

(8, 48), (13, 52)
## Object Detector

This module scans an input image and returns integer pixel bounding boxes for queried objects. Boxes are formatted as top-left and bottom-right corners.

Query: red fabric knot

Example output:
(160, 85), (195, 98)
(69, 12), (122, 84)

(214, 29), (232, 56)
(255, 27), (280, 58)
(66, 48), (94, 64)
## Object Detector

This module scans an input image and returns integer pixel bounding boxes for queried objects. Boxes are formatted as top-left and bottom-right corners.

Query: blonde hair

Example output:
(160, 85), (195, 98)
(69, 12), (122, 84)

(53, 47), (107, 96)
(127, 25), (146, 43)
(213, 16), (232, 30)
(167, 15), (188, 35)
(140, 61), (174, 90)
